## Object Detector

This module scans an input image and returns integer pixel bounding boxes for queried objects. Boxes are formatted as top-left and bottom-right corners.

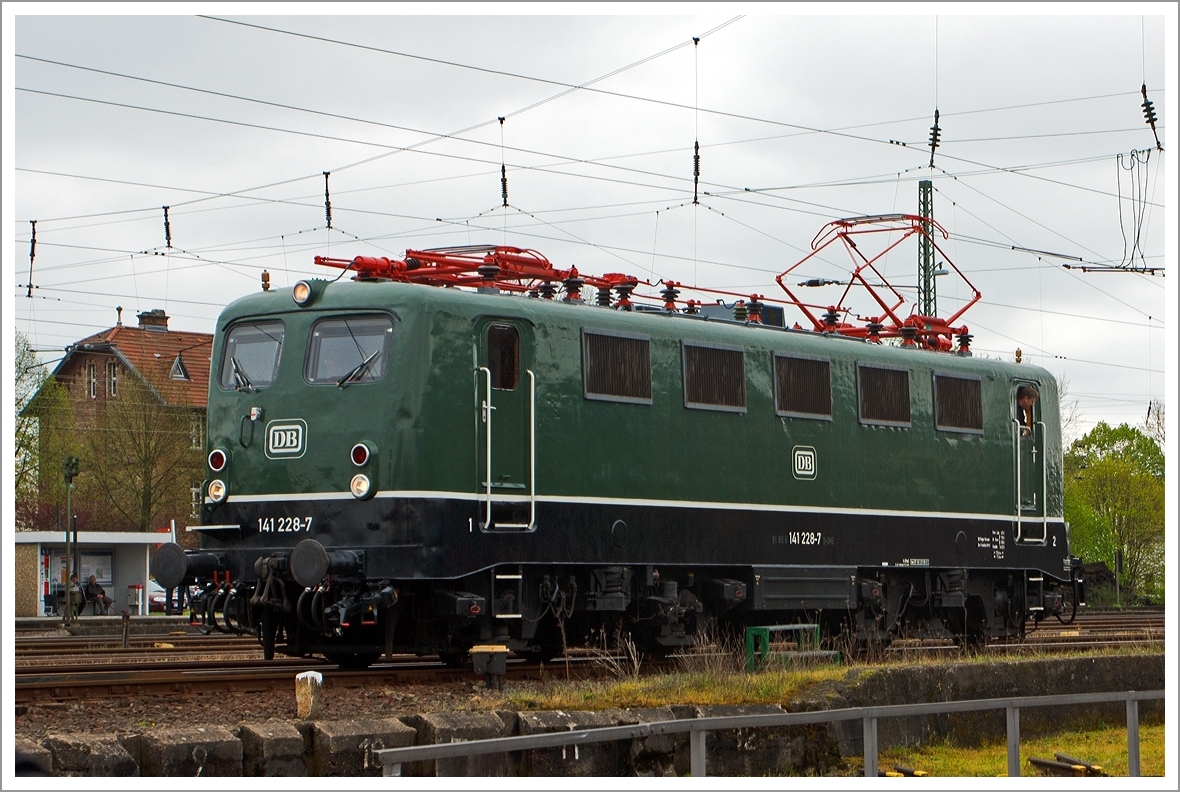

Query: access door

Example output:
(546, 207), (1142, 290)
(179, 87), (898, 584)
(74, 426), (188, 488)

(476, 320), (535, 531)
(1012, 379), (1046, 543)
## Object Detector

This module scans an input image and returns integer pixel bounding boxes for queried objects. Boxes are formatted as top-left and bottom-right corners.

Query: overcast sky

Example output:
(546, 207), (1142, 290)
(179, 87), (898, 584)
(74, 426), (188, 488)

(5, 5), (1176, 440)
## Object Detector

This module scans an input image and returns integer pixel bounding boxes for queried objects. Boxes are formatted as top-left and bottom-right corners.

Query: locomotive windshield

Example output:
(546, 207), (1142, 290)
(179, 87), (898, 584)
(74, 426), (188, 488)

(305, 315), (394, 386)
(219, 321), (285, 390)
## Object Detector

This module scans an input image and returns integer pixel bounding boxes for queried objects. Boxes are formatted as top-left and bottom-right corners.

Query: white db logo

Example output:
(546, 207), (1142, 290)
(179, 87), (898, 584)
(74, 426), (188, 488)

(265, 419), (306, 459)
(792, 446), (816, 480)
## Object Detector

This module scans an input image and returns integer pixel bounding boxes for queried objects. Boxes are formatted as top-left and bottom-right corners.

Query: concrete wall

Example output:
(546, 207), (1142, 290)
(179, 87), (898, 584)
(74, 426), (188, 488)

(16, 654), (1164, 777)
(13, 542), (40, 617)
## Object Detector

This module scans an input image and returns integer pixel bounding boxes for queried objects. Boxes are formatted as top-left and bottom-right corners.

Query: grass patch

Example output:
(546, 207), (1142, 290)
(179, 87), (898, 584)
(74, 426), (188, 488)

(499, 665), (849, 712)
(875, 723), (1166, 777)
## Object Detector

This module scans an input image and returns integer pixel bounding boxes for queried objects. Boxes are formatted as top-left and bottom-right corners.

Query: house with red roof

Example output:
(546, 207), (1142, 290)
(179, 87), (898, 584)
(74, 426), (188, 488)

(24, 308), (212, 535)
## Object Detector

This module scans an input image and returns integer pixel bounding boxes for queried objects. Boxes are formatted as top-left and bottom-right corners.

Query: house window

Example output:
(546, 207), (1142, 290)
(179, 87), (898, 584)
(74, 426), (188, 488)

(774, 353), (832, 420)
(682, 341), (746, 412)
(170, 354), (191, 381)
(190, 416), (205, 450)
(106, 361), (118, 397)
(934, 373), (984, 433)
(190, 483), (202, 518)
(87, 363), (97, 399)
(857, 363), (911, 427)
(582, 329), (652, 404)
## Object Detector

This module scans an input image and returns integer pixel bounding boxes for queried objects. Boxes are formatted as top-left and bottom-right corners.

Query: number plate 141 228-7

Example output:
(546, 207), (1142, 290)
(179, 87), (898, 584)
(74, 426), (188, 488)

(257, 516), (312, 533)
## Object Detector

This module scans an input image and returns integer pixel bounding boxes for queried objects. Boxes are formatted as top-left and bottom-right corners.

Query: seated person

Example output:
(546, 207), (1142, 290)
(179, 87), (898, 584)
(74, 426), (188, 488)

(85, 575), (114, 615)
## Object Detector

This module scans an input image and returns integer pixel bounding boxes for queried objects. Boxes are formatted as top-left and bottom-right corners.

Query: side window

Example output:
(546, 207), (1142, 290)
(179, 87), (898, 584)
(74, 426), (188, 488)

(582, 329), (652, 404)
(107, 362), (118, 397)
(683, 341), (746, 412)
(87, 363), (97, 399)
(774, 353), (831, 420)
(487, 325), (520, 391)
(858, 363), (911, 427)
(220, 321), (285, 390)
(934, 373), (983, 433)
(305, 315), (394, 385)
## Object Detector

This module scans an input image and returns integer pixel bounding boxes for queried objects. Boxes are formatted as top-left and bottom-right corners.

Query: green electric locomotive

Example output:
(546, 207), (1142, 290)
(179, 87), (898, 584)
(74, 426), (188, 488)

(153, 232), (1083, 666)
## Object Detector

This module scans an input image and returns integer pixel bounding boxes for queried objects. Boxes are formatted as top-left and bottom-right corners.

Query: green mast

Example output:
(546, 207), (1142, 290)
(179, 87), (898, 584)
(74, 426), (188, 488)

(917, 179), (937, 318)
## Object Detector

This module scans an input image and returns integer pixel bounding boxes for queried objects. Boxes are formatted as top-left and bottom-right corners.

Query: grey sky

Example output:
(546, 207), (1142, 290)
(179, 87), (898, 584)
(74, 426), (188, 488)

(6, 6), (1176, 439)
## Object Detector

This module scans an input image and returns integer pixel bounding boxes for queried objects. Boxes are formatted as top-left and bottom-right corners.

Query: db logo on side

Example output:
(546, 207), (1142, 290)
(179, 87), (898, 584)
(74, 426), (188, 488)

(265, 419), (307, 459)
(792, 446), (816, 480)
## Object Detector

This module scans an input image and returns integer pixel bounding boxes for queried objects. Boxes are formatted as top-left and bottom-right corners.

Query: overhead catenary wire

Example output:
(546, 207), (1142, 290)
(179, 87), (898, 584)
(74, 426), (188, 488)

(16, 21), (1161, 424)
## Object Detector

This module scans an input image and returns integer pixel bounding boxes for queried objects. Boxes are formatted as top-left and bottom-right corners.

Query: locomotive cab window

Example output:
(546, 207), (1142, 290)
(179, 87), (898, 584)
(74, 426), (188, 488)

(487, 324), (520, 391)
(219, 320), (285, 390)
(582, 328), (652, 404)
(774, 353), (832, 420)
(305, 315), (394, 386)
(857, 363), (911, 427)
(934, 373), (983, 433)
(683, 341), (746, 412)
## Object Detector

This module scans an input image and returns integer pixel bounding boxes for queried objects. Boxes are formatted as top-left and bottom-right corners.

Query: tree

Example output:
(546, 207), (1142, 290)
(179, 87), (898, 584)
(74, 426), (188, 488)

(1056, 375), (1084, 446)
(15, 331), (45, 503)
(15, 331), (77, 530)
(1142, 399), (1164, 451)
(74, 371), (202, 532)
(1065, 422), (1165, 602)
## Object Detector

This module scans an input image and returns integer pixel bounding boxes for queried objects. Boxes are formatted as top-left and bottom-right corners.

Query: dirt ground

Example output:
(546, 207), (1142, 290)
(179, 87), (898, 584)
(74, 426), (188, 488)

(16, 677), (505, 742)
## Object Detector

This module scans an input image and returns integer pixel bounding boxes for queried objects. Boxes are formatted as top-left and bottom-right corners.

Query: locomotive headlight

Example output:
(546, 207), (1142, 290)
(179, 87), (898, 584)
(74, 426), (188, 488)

(292, 280), (313, 306)
(207, 479), (228, 503)
(350, 473), (372, 499)
(208, 448), (228, 473)
(350, 443), (371, 467)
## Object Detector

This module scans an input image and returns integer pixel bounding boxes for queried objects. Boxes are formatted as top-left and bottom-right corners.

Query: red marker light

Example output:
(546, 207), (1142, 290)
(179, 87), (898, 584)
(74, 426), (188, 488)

(208, 449), (227, 472)
(351, 443), (370, 467)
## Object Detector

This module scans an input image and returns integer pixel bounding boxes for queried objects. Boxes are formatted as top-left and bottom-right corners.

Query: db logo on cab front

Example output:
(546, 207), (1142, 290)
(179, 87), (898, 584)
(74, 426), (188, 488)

(265, 419), (307, 459)
(792, 446), (816, 480)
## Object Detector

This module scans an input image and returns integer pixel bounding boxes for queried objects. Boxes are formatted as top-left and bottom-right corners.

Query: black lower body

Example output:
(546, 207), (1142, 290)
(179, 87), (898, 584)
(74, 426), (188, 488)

(170, 496), (1084, 665)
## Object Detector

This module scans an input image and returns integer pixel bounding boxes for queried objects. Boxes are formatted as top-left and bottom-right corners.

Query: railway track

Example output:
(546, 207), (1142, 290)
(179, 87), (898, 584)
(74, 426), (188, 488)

(14, 608), (1163, 703)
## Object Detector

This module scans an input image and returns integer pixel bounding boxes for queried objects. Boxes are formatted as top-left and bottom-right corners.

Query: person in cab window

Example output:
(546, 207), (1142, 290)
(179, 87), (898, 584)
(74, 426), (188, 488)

(1017, 385), (1039, 437)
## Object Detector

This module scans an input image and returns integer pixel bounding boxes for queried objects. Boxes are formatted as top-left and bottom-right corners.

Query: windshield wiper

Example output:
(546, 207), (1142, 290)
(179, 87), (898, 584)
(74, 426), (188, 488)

(230, 356), (253, 391)
(337, 349), (381, 388)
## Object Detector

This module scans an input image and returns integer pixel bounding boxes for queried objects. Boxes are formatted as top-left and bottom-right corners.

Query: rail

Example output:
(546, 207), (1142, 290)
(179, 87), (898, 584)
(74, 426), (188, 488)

(376, 689), (1163, 777)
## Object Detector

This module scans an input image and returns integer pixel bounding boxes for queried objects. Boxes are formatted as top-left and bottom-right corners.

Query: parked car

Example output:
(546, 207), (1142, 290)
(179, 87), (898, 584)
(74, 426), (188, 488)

(148, 580), (168, 613)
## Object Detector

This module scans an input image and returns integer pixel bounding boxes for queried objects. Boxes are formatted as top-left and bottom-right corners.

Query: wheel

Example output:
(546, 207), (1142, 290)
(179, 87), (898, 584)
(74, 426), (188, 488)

(513, 643), (563, 664)
(438, 650), (470, 668)
(326, 652), (381, 670)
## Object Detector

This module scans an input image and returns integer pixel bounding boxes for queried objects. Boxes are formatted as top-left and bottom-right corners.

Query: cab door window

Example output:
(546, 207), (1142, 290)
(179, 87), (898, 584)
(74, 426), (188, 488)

(487, 324), (520, 391)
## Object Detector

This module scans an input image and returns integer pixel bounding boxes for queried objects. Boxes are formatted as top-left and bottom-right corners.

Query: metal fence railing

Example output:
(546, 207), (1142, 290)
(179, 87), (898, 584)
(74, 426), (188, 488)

(377, 688), (1163, 777)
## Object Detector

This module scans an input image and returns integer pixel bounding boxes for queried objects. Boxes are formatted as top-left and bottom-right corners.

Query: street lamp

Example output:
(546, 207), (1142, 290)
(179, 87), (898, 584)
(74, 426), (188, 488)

(62, 456), (79, 623)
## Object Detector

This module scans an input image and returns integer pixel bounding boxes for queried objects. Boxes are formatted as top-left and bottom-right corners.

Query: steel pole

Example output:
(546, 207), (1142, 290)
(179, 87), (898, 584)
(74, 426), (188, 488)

(63, 481), (72, 624)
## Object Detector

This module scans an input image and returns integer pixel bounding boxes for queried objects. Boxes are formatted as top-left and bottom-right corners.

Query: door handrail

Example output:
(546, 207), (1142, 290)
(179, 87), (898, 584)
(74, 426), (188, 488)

(491, 370), (535, 531)
(479, 366), (493, 530)
(1012, 417), (1047, 544)
(478, 368), (536, 532)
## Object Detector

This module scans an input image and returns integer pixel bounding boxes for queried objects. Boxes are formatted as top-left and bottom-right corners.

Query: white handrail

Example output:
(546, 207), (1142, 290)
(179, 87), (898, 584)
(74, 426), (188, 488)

(479, 366), (493, 530)
(1037, 419), (1047, 541)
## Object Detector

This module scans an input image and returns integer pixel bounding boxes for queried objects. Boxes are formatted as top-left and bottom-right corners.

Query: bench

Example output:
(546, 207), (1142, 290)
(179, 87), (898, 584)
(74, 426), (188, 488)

(744, 625), (839, 670)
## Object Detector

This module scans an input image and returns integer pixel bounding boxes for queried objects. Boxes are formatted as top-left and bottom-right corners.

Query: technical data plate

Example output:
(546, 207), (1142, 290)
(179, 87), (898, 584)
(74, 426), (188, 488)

(751, 566), (857, 611)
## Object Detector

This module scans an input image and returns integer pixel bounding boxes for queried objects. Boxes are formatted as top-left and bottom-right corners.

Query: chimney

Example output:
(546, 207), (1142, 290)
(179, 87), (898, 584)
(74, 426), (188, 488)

(116, 306), (123, 327)
(137, 308), (170, 332)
